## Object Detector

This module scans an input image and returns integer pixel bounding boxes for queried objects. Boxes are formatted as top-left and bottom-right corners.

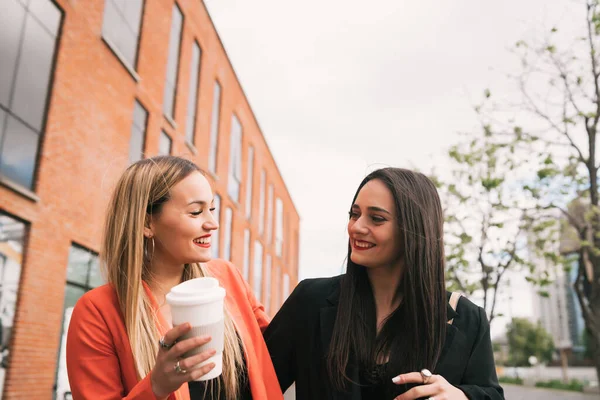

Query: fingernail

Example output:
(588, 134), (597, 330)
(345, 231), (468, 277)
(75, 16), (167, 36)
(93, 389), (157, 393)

(392, 376), (401, 384)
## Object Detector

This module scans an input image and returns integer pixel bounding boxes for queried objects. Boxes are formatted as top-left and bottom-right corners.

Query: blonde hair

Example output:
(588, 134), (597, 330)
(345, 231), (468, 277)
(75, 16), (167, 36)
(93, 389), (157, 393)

(101, 156), (245, 399)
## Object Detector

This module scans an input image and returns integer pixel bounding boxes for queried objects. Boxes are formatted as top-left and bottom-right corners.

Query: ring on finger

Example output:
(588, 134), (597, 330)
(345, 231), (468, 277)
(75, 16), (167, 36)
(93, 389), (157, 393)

(159, 336), (173, 350)
(174, 360), (187, 374)
(420, 368), (433, 384)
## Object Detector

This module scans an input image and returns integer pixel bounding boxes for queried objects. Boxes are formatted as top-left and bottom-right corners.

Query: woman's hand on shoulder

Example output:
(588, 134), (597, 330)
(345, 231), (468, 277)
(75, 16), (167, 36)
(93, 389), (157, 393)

(151, 323), (216, 398)
(392, 370), (468, 400)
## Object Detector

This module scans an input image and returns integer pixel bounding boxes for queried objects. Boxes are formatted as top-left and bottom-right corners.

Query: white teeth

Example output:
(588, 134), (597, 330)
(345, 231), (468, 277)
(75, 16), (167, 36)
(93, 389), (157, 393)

(194, 237), (210, 245)
(355, 240), (374, 248)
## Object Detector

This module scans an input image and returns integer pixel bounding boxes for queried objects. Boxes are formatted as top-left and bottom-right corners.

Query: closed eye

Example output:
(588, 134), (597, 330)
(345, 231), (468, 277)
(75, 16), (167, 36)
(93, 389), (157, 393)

(371, 215), (386, 223)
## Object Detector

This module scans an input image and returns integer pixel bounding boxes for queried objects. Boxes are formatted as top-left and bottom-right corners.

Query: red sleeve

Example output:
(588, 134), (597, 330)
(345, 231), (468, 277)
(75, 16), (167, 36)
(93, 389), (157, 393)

(227, 261), (271, 332)
(66, 294), (161, 400)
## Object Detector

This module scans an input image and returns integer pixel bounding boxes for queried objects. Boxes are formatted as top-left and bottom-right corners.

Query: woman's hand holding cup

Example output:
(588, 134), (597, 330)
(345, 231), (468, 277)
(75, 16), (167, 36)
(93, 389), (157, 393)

(150, 323), (216, 399)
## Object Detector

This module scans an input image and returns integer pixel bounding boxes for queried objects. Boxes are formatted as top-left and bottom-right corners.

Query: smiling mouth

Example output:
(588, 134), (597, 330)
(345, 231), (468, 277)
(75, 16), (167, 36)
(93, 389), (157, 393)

(353, 239), (375, 250)
(193, 236), (211, 248)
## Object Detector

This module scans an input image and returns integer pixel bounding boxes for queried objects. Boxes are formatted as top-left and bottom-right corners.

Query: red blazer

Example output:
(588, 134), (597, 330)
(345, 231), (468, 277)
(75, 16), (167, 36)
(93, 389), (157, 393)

(66, 259), (283, 400)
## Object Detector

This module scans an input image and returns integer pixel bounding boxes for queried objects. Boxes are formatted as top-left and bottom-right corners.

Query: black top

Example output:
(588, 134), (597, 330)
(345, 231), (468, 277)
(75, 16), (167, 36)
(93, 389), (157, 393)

(263, 275), (504, 400)
(359, 363), (387, 400)
(188, 350), (252, 400)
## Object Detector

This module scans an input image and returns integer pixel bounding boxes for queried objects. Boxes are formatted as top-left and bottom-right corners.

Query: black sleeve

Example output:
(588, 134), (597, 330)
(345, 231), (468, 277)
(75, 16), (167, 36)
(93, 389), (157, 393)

(457, 307), (505, 400)
(263, 280), (308, 392)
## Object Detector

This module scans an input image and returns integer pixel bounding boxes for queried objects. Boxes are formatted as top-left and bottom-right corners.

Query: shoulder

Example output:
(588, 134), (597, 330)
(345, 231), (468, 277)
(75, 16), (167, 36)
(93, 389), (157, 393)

(286, 274), (343, 307)
(70, 284), (120, 325)
(74, 284), (118, 312)
(68, 284), (120, 342)
(453, 294), (489, 334)
(205, 259), (245, 288)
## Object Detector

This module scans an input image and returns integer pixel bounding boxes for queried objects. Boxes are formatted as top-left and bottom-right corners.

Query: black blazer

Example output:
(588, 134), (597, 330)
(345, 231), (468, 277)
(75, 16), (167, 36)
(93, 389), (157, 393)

(264, 275), (504, 400)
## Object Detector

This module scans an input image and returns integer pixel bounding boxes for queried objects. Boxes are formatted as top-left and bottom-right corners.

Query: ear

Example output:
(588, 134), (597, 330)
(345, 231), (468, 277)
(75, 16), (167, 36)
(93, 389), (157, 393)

(143, 215), (154, 238)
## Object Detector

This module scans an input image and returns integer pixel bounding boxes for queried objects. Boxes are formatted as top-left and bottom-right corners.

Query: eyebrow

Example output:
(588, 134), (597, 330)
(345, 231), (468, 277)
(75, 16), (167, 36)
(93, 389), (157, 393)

(187, 199), (214, 206)
(351, 204), (392, 215)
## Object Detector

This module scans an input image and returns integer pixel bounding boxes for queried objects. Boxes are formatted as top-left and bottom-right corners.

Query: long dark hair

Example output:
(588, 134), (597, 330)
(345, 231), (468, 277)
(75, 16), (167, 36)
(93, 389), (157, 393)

(326, 168), (447, 393)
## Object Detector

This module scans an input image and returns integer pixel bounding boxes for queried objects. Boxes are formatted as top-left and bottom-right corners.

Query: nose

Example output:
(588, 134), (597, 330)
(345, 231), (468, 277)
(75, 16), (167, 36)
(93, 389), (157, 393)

(348, 216), (368, 236)
(204, 210), (219, 231)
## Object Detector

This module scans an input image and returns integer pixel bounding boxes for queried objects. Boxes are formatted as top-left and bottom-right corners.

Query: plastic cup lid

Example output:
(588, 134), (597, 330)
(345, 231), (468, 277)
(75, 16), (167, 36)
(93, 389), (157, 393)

(166, 277), (225, 306)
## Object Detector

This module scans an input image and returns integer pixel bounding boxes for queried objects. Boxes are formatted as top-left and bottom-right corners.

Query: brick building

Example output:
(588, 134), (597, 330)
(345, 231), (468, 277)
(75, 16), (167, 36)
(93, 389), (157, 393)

(0, 0), (300, 398)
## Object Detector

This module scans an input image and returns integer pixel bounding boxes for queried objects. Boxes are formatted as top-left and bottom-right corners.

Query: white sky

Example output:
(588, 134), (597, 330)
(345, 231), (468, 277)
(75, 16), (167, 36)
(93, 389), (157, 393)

(204, 0), (583, 337)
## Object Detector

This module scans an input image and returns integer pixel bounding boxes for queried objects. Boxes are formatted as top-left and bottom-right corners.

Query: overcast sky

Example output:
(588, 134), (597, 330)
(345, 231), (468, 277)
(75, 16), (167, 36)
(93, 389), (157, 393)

(204, 0), (582, 336)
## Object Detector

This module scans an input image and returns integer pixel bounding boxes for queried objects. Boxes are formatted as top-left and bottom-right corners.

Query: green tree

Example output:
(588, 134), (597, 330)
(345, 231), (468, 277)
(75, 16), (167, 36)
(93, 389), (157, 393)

(457, 0), (600, 383)
(434, 129), (543, 324)
(507, 318), (555, 367)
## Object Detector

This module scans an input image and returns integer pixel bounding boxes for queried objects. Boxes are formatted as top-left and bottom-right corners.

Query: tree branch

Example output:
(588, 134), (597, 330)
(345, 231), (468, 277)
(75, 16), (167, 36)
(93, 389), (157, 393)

(586, 2), (600, 127)
(542, 203), (584, 232)
(520, 77), (588, 164)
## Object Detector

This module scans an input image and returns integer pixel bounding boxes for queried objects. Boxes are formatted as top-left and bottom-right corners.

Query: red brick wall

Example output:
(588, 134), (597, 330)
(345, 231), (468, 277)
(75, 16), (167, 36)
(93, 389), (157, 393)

(0, 0), (300, 398)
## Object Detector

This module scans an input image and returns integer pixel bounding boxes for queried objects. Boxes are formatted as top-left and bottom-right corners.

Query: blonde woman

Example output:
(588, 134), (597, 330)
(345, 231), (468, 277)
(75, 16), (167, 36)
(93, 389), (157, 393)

(66, 156), (282, 400)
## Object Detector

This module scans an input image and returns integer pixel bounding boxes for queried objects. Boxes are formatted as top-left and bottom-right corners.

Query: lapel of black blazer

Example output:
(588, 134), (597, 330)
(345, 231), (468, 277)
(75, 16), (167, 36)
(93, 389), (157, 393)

(319, 280), (362, 400)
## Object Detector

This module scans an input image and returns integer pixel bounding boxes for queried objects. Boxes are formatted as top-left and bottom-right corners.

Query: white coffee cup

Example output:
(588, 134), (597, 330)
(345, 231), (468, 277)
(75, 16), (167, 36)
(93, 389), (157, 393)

(166, 277), (225, 381)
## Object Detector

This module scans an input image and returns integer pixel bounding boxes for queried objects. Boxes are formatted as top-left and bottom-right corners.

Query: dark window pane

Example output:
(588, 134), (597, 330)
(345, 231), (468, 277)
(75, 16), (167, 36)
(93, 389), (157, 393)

(163, 5), (182, 117)
(11, 14), (57, 130)
(129, 101), (147, 163)
(65, 246), (92, 286)
(185, 43), (201, 144)
(0, 116), (39, 189)
(87, 256), (104, 288)
(29, 0), (61, 36)
(159, 131), (171, 155)
(122, 0), (143, 36)
(0, 0), (26, 108)
(163, 81), (175, 119)
(0, 109), (6, 148)
(129, 126), (143, 163)
(133, 100), (147, 130)
(118, 21), (138, 66)
(208, 82), (221, 173)
(212, 194), (221, 258)
(103, 2), (129, 62)
(63, 284), (86, 310)
(102, 0), (143, 67)
(0, 213), (26, 367)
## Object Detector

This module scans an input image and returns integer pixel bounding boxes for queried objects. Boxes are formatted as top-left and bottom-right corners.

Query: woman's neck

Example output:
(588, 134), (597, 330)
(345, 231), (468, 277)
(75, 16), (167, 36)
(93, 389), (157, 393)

(148, 257), (185, 306)
(366, 263), (403, 329)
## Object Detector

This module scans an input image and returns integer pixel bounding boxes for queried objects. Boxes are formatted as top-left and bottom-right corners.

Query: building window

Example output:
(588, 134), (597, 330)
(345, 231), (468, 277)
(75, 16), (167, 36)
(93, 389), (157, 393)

(275, 198), (284, 256)
(185, 41), (201, 144)
(0, 0), (61, 190)
(223, 207), (233, 261)
(56, 244), (104, 399)
(162, 4), (183, 120)
(253, 241), (263, 300)
(101, 0), (144, 69)
(208, 82), (221, 174)
(128, 100), (148, 163)
(266, 184), (273, 244)
(258, 170), (266, 235)
(245, 147), (254, 219)
(0, 213), (26, 392)
(211, 194), (221, 258)
(273, 264), (281, 310)
(227, 115), (242, 202)
(159, 131), (172, 155)
(265, 254), (271, 313)
(243, 228), (250, 280)
(282, 273), (290, 302)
